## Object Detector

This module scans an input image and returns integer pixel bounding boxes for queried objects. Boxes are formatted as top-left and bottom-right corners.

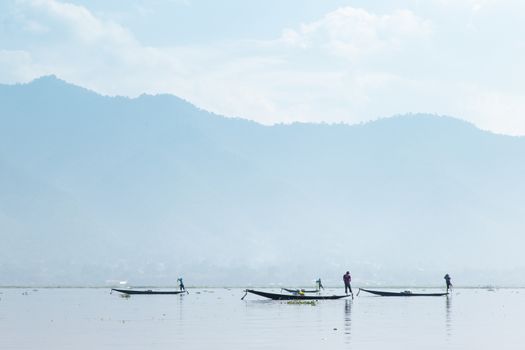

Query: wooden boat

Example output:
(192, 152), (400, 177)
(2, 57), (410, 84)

(359, 288), (448, 297)
(243, 289), (350, 300)
(282, 288), (320, 294)
(111, 288), (186, 295)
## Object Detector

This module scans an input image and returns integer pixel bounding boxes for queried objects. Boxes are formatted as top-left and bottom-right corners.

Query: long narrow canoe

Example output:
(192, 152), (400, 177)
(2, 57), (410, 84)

(359, 288), (448, 297)
(282, 288), (320, 294)
(244, 289), (350, 300)
(111, 288), (186, 295)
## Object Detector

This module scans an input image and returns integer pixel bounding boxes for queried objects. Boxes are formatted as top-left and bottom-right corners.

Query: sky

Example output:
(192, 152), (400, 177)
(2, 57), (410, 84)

(1, 0), (525, 135)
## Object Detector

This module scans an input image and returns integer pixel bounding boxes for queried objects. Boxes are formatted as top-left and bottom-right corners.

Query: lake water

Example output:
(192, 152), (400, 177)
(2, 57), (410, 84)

(1, 287), (524, 349)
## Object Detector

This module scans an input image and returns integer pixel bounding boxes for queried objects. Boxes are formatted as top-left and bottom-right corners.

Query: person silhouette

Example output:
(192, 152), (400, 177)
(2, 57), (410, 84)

(177, 277), (185, 291)
(316, 278), (325, 290)
(444, 274), (452, 293)
(343, 271), (353, 298)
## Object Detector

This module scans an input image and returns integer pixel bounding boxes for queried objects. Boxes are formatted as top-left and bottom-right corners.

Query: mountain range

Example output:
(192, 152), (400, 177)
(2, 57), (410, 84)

(1, 76), (524, 287)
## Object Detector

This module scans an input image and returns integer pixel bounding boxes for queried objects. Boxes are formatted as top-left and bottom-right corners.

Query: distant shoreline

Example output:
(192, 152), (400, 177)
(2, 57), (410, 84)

(0, 286), (522, 289)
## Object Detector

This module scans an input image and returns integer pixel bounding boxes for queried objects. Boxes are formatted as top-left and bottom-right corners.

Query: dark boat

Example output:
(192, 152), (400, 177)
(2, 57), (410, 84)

(359, 288), (448, 297)
(243, 289), (350, 300)
(282, 288), (320, 294)
(111, 288), (186, 295)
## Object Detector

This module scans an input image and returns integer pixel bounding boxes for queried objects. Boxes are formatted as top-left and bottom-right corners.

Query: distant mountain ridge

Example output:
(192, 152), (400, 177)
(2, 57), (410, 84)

(1, 76), (524, 287)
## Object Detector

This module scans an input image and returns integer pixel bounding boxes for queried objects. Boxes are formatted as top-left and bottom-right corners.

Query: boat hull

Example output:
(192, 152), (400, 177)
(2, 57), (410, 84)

(111, 288), (186, 295)
(245, 289), (349, 300)
(359, 288), (448, 297)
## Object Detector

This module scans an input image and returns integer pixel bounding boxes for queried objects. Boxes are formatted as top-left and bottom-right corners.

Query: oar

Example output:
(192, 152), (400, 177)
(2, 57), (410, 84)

(356, 289), (361, 297)
(241, 290), (248, 300)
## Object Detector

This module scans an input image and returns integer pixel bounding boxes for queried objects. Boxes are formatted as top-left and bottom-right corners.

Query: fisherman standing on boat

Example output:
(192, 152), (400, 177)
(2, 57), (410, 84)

(316, 278), (325, 290)
(343, 271), (353, 297)
(444, 274), (452, 292)
(178, 277), (185, 291)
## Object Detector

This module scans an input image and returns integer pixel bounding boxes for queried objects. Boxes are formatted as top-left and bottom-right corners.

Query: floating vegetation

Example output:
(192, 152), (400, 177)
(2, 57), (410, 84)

(287, 300), (317, 306)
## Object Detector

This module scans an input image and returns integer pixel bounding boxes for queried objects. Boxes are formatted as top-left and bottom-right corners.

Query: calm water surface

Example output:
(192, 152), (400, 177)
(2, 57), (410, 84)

(1, 288), (524, 349)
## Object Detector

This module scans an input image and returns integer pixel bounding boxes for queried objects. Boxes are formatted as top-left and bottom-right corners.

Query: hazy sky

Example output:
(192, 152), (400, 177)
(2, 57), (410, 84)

(1, 0), (524, 135)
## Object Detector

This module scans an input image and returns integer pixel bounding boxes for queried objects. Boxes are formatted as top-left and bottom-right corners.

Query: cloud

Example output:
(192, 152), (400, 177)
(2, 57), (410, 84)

(436, 0), (500, 11)
(24, 0), (133, 44)
(1, 1), (525, 135)
(0, 50), (46, 82)
(462, 85), (525, 136)
(280, 7), (432, 59)
(7, 0), (191, 95)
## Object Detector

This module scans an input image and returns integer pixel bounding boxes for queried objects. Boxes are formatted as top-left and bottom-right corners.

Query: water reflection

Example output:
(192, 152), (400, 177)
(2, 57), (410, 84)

(344, 299), (352, 345)
(445, 295), (452, 338)
(179, 292), (185, 321)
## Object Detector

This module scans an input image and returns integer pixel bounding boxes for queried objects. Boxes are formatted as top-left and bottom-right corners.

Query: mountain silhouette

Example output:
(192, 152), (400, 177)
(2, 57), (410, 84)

(1, 76), (524, 286)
